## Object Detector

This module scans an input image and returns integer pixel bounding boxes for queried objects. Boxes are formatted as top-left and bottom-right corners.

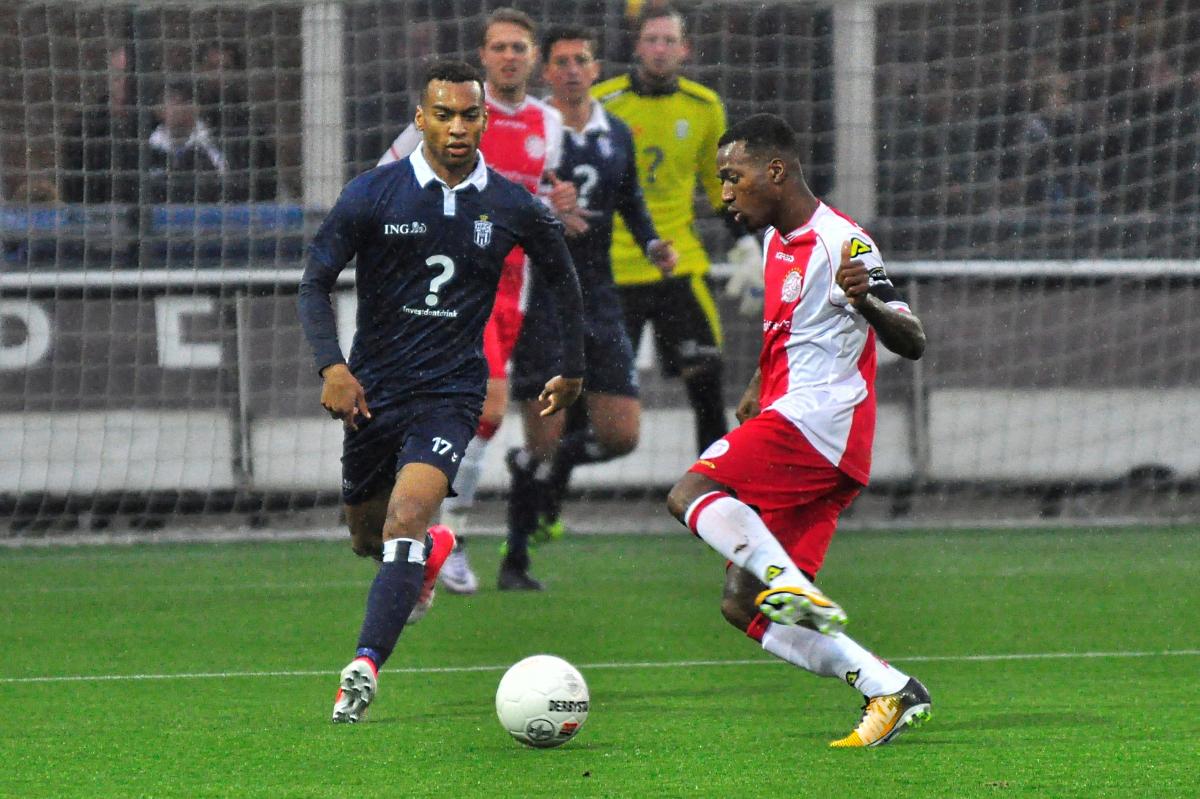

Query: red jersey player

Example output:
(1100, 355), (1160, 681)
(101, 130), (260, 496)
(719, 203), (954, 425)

(378, 8), (578, 593)
(665, 113), (933, 748)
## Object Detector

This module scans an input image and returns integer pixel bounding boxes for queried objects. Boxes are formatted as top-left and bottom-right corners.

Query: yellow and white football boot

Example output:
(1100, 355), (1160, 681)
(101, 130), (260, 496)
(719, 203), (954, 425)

(830, 677), (932, 748)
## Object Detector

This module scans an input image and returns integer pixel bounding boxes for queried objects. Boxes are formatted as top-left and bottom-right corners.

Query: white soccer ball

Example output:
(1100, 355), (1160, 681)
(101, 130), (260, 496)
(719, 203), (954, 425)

(495, 654), (590, 748)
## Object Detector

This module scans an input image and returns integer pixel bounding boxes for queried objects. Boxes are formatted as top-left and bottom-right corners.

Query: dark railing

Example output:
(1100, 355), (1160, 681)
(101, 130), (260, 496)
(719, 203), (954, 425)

(6, 203), (1199, 273)
(0, 204), (314, 271)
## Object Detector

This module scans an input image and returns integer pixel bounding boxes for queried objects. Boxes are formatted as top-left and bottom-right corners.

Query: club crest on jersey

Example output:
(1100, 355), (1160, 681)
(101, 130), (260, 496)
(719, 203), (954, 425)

(598, 135), (613, 159)
(474, 215), (493, 248)
(781, 268), (804, 303)
(524, 134), (546, 159)
(675, 119), (690, 139)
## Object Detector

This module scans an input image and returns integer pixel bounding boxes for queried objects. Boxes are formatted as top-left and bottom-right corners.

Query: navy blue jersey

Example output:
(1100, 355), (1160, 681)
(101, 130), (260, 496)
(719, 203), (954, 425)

(554, 104), (658, 305)
(298, 147), (584, 408)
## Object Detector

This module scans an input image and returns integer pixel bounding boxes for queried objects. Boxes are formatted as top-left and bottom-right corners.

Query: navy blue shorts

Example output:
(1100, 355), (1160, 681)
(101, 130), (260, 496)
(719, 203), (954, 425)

(340, 397), (479, 505)
(511, 297), (639, 403)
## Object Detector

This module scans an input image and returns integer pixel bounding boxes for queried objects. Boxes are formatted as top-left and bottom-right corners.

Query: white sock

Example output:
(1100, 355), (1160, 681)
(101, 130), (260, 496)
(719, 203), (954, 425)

(761, 623), (909, 697)
(443, 435), (488, 519)
(684, 492), (813, 591)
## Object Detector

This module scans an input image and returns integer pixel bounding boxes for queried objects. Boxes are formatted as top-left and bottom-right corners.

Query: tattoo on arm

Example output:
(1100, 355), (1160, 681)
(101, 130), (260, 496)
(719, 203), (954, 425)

(855, 295), (926, 360)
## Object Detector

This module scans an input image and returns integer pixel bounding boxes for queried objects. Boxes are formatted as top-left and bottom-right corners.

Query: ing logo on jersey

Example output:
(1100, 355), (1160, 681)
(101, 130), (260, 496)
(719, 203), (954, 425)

(764, 565), (785, 582)
(699, 439), (730, 460)
(845, 670), (860, 687)
(474, 215), (493, 248)
(847, 238), (873, 258)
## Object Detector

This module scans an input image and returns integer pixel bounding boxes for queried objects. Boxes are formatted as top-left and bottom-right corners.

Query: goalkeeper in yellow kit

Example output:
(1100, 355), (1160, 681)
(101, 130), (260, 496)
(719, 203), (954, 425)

(592, 4), (730, 454)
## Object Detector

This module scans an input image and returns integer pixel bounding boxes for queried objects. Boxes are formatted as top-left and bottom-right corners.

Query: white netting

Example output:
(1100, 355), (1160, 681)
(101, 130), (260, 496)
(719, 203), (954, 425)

(1, 0), (1198, 533)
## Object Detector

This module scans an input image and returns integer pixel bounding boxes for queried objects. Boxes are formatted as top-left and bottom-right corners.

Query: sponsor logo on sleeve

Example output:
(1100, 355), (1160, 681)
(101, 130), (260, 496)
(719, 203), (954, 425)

(848, 238), (872, 258)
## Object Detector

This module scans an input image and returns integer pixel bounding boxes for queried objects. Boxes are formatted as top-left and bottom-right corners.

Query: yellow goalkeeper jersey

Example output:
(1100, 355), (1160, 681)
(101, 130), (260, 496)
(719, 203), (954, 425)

(592, 73), (726, 285)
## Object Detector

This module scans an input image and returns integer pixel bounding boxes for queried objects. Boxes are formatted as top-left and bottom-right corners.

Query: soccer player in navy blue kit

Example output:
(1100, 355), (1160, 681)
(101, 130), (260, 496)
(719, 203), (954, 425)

(503, 26), (677, 586)
(298, 61), (585, 723)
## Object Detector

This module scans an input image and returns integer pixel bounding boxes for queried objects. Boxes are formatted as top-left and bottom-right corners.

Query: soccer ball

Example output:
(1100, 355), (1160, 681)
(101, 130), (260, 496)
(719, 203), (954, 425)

(495, 654), (589, 748)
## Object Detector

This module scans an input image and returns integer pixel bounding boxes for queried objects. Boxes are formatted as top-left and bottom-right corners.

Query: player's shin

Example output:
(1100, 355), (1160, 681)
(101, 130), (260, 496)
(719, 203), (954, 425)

(442, 435), (488, 528)
(503, 449), (541, 568)
(543, 428), (607, 522)
(759, 619), (909, 697)
(354, 537), (427, 667)
(683, 492), (813, 590)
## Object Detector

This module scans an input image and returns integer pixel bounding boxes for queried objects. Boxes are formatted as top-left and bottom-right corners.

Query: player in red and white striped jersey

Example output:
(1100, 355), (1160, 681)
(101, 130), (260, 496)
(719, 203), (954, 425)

(378, 8), (580, 593)
(666, 113), (932, 748)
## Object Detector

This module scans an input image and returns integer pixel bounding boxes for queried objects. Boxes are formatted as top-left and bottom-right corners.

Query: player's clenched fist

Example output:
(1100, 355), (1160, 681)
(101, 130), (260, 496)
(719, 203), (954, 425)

(545, 173), (579, 216)
(647, 238), (678, 276)
(538, 375), (584, 417)
(835, 240), (870, 307)
(320, 363), (372, 430)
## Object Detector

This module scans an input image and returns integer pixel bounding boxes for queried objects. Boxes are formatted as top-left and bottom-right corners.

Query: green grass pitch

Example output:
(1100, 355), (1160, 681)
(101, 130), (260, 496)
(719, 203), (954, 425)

(1, 526), (1197, 798)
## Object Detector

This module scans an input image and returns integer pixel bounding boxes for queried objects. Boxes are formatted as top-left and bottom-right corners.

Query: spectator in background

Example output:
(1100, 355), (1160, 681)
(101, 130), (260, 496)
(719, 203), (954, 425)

(197, 42), (249, 137)
(1126, 50), (1190, 213)
(59, 44), (141, 204)
(1001, 62), (1101, 216)
(1175, 54), (1200, 213)
(196, 42), (278, 201)
(144, 80), (228, 203)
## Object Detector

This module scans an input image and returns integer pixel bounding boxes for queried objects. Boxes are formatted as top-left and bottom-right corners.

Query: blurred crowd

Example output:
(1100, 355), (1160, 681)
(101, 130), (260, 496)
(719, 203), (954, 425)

(25, 0), (1200, 228)
(877, 0), (1200, 220)
(56, 41), (279, 205)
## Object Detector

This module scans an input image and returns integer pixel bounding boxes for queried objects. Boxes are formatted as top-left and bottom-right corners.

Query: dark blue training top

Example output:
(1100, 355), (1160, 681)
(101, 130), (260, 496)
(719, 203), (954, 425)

(298, 147), (585, 408)
(554, 105), (658, 306)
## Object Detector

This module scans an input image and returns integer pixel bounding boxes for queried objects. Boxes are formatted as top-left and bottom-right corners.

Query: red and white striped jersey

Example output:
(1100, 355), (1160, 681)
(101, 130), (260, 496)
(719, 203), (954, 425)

(758, 202), (910, 485)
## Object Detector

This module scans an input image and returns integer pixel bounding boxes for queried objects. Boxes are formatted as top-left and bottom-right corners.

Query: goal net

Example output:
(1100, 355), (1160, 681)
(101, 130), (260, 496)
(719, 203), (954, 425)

(2, 0), (1198, 534)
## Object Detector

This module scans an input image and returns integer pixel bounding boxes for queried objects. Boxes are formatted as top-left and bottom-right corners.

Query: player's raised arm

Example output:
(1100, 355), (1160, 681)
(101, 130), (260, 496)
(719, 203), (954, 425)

(834, 240), (926, 360)
(298, 178), (373, 428)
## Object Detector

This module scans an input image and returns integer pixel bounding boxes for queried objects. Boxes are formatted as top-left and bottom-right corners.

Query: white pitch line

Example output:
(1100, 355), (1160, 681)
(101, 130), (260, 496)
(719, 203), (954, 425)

(2, 649), (1197, 685)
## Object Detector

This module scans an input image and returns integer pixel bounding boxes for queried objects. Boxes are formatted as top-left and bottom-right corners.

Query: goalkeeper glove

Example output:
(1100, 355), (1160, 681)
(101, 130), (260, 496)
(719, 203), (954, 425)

(723, 234), (764, 317)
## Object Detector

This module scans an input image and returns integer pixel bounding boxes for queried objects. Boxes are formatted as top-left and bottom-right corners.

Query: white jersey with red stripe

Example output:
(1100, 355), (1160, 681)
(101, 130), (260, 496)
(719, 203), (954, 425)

(758, 202), (910, 485)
